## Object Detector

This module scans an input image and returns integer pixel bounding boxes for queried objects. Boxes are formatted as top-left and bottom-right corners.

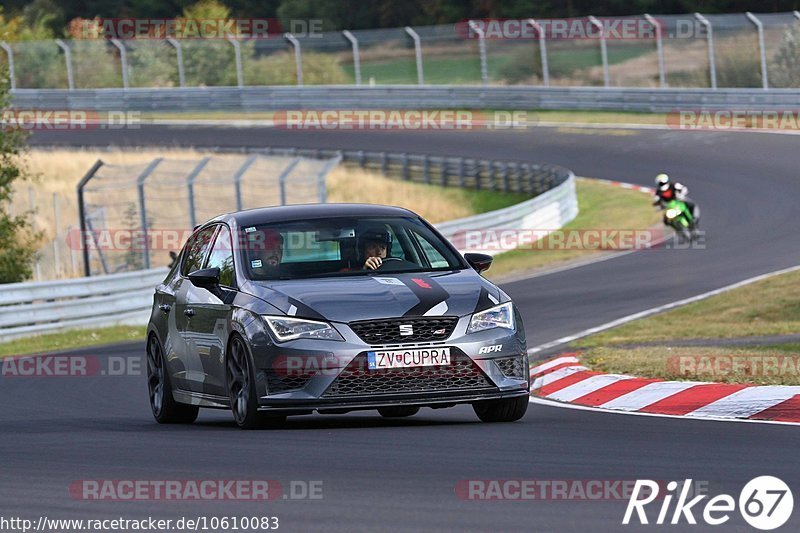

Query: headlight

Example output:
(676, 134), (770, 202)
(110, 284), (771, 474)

(467, 302), (515, 334)
(665, 208), (680, 219)
(263, 316), (344, 342)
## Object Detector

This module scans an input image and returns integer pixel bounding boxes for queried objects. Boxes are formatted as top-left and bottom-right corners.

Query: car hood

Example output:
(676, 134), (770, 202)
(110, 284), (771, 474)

(242, 269), (507, 323)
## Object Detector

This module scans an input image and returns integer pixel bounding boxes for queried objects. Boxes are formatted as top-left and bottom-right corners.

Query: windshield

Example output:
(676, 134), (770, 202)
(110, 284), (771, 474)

(239, 216), (465, 281)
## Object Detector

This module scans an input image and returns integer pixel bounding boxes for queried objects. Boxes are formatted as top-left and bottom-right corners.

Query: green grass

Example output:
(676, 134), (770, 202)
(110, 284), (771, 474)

(572, 268), (800, 385)
(342, 44), (653, 85)
(578, 269), (800, 348)
(582, 344), (800, 386)
(486, 177), (660, 280)
(0, 326), (146, 358)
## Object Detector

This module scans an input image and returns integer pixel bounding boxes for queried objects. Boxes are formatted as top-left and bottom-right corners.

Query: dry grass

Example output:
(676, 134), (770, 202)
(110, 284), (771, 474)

(326, 166), (476, 223)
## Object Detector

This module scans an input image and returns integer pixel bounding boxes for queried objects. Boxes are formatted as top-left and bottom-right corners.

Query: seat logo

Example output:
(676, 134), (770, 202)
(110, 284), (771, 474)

(399, 324), (414, 336)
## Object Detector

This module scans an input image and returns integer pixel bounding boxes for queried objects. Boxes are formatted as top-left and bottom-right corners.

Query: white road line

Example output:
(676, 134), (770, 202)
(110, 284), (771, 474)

(528, 396), (800, 426)
(546, 374), (633, 402)
(598, 381), (700, 411)
(527, 263), (800, 355)
(687, 386), (800, 419)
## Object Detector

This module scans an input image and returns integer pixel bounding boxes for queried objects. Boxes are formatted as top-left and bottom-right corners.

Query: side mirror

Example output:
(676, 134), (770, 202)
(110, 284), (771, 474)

(464, 253), (493, 273)
(188, 267), (220, 289)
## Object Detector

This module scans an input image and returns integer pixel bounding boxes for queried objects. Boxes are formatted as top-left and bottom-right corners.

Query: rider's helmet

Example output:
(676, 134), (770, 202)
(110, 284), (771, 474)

(655, 173), (671, 191)
(358, 227), (392, 255)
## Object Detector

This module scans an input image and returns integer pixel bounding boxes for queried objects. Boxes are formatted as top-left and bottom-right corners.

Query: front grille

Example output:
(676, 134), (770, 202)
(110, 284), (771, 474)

(495, 355), (527, 380)
(349, 317), (458, 345)
(322, 351), (495, 398)
(265, 370), (313, 394)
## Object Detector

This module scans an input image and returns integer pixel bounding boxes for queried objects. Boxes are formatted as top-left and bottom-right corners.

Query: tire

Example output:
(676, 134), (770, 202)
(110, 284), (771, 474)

(378, 406), (420, 418)
(472, 395), (529, 423)
(146, 335), (199, 424)
(226, 335), (286, 430)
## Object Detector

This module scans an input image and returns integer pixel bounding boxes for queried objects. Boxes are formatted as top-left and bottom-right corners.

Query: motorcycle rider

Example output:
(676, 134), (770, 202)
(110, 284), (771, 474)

(653, 173), (699, 225)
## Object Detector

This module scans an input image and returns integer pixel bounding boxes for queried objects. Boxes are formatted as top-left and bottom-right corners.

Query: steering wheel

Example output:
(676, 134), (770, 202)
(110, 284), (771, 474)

(381, 257), (402, 262)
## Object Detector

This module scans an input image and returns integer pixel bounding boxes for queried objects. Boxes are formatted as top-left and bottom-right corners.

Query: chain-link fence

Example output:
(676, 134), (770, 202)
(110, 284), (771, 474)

(2, 12), (799, 90)
(76, 153), (338, 276)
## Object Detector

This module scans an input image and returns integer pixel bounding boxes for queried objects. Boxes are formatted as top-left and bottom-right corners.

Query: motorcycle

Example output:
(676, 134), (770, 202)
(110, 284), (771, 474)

(662, 199), (697, 242)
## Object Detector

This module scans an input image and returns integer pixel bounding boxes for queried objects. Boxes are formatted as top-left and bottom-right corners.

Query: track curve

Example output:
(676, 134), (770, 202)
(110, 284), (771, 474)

(2, 126), (796, 532)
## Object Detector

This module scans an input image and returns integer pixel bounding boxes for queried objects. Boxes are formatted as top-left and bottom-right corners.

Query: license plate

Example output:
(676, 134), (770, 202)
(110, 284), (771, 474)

(367, 347), (451, 370)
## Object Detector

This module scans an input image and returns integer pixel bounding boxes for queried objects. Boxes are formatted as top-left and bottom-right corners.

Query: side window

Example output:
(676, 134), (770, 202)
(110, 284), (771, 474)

(181, 226), (217, 276)
(412, 230), (450, 268)
(205, 225), (236, 287)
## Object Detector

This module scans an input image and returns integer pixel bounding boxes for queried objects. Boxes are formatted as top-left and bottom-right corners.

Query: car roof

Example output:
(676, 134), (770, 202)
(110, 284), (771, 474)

(210, 203), (420, 227)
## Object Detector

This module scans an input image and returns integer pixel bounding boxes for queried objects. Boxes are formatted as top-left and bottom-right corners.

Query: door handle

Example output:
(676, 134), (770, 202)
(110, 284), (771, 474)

(184, 308), (196, 318)
(159, 304), (171, 313)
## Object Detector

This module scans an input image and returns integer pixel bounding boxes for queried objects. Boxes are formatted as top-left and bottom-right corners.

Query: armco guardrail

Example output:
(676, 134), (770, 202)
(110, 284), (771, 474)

(0, 150), (575, 342)
(11, 86), (800, 113)
(438, 173), (577, 256)
(0, 268), (168, 341)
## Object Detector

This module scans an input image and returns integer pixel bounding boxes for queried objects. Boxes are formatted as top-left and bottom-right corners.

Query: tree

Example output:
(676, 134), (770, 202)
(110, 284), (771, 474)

(0, 71), (39, 283)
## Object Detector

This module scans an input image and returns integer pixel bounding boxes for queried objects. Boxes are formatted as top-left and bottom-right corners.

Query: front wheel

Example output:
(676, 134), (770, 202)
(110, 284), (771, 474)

(226, 335), (285, 430)
(147, 335), (199, 424)
(472, 396), (529, 423)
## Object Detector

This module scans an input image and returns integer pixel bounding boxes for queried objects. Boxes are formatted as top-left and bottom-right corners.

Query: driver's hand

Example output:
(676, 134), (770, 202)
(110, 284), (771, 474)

(364, 257), (382, 270)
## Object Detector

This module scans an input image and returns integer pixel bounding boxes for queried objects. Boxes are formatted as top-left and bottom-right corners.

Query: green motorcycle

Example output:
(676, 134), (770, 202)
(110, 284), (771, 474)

(663, 199), (697, 242)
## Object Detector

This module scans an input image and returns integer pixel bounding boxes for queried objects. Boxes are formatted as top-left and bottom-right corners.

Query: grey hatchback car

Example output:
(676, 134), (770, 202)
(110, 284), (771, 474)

(146, 204), (529, 429)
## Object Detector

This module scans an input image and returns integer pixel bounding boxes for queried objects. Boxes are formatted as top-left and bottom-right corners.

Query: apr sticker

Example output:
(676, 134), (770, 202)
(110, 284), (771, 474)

(374, 277), (404, 286)
(251, 259), (263, 268)
(245, 227), (256, 233)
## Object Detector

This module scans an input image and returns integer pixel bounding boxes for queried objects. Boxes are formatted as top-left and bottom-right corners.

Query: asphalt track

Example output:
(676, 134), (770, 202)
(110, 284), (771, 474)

(1, 125), (796, 532)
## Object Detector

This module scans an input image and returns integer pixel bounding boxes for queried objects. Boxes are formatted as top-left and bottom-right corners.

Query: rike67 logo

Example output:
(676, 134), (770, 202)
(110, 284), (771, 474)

(624, 477), (793, 530)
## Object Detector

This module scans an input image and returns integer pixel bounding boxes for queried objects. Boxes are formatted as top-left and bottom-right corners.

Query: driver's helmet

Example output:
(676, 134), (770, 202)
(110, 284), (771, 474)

(655, 173), (671, 192)
(358, 227), (392, 255)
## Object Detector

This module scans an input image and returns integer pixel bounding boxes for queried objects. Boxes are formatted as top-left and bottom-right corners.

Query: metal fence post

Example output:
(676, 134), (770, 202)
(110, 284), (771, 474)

(166, 38), (185, 87)
(405, 27), (424, 85)
(644, 14), (666, 88)
(527, 19), (549, 87)
(694, 13), (716, 90)
(76, 159), (104, 277)
(745, 12), (768, 90)
(227, 36), (244, 87)
(186, 157), (211, 228)
(277, 158), (301, 205)
(0, 42), (15, 90)
(468, 21), (489, 86)
(110, 39), (129, 89)
(136, 158), (163, 270)
(53, 193), (61, 277)
(342, 30), (361, 85)
(233, 155), (257, 211)
(316, 153), (340, 203)
(55, 39), (74, 90)
(285, 33), (303, 86)
(588, 16), (609, 87)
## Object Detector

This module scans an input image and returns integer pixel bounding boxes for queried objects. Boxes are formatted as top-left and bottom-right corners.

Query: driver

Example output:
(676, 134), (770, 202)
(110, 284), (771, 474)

(250, 228), (284, 275)
(359, 228), (392, 270)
